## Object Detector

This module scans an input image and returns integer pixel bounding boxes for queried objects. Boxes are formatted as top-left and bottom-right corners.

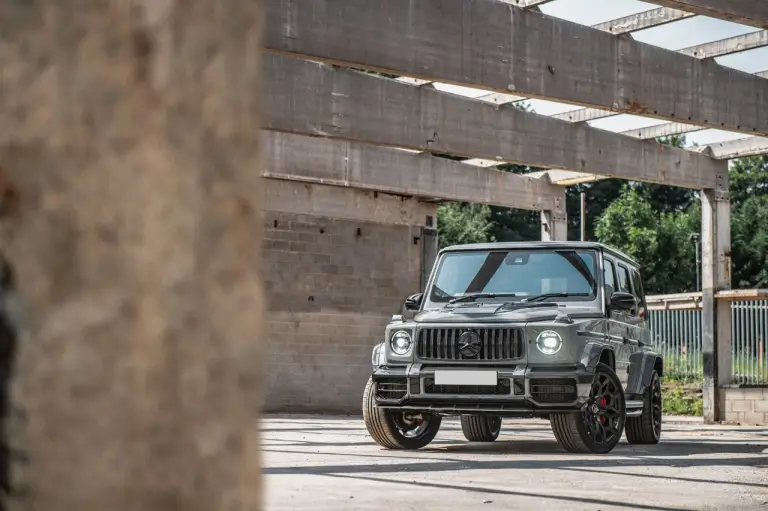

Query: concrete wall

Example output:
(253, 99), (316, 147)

(262, 179), (435, 412)
(721, 387), (768, 425)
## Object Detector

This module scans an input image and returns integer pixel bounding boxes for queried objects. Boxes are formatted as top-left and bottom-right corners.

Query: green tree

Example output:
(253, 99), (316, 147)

(595, 186), (700, 294)
(731, 194), (768, 288)
(436, 203), (494, 248)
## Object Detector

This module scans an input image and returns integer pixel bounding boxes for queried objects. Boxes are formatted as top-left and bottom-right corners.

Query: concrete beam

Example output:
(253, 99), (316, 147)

(620, 122), (705, 139)
(758, 70), (768, 78)
(263, 0), (768, 136)
(679, 30), (768, 59)
(704, 137), (768, 159)
(527, 169), (610, 185)
(505, 0), (556, 7)
(264, 178), (436, 226)
(551, 108), (617, 123)
(592, 7), (696, 35)
(641, 0), (768, 29)
(262, 54), (725, 190)
(261, 131), (564, 210)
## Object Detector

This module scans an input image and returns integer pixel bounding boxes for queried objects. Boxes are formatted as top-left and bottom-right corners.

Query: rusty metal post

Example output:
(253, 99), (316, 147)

(0, 1), (265, 509)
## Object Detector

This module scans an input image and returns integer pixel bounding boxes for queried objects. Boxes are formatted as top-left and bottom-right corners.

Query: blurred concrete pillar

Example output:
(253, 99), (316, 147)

(0, 1), (265, 510)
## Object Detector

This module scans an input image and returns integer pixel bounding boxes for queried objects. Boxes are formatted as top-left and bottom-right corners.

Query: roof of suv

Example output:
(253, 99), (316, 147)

(439, 241), (639, 268)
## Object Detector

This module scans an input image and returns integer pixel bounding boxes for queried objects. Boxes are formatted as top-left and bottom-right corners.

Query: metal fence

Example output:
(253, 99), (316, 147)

(647, 294), (768, 385)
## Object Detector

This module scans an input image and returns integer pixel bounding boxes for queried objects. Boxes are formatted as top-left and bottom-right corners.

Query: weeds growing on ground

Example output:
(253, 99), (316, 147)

(661, 378), (703, 416)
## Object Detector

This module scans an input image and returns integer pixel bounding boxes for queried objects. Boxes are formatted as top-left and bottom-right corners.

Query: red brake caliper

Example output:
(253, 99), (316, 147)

(599, 397), (607, 424)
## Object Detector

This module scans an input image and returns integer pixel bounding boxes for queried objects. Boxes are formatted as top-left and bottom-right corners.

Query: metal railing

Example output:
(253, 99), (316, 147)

(646, 290), (768, 385)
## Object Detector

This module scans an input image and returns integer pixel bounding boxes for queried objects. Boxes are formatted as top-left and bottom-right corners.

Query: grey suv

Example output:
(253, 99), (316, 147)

(362, 241), (663, 454)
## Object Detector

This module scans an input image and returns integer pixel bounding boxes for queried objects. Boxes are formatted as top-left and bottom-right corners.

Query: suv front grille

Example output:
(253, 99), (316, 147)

(530, 378), (577, 403)
(424, 377), (512, 395)
(416, 327), (524, 361)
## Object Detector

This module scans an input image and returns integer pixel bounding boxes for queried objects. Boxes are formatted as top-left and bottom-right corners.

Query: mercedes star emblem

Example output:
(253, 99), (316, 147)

(458, 331), (482, 358)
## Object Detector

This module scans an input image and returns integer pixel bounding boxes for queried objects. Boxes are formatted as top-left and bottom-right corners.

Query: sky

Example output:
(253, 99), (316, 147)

(434, 0), (768, 149)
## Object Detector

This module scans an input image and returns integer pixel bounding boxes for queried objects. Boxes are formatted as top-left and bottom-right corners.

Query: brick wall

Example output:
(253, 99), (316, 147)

(721, 387), (768, 425)
(262, 205), (426, 412)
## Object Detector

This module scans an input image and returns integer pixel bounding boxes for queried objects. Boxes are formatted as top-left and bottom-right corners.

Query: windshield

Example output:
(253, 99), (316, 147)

(425, 249), (598, 307)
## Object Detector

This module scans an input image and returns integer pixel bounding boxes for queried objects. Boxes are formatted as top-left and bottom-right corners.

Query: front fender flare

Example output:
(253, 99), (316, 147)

(580, 341), (613, 373)
(627, 352), (662, 396)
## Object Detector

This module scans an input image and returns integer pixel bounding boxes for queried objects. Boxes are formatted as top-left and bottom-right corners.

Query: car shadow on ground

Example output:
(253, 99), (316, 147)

(263, 438), (768, 475)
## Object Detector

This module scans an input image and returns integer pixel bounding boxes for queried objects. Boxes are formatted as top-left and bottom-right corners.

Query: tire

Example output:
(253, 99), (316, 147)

(550, 362), (626, 454)
(362, 376), (441, 449)
(460, 414), (502, 442)
(625, 370), (662, 444)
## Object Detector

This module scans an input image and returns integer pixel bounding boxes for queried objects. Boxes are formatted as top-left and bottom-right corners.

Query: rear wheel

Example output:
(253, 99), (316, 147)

(362, 377), (441, 449)
(460, 414), (501, 442)
(625, 370), (662, 444)
(550, 363), (626, 454)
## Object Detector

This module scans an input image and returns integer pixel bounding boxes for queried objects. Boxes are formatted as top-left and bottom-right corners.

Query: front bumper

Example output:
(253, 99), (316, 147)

(372, 363), (594, 416)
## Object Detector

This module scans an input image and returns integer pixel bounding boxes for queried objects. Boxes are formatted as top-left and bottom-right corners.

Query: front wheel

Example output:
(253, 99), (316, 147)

(550, 362), (626, 454)
(460, 414), (501, 442)
(625, 370), (662, 444)
(362, 377), (441, 449)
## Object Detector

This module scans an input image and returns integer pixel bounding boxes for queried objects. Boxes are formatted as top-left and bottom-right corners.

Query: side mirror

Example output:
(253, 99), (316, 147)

(404, 293), (423, 311)
(609, 291), (637, 312)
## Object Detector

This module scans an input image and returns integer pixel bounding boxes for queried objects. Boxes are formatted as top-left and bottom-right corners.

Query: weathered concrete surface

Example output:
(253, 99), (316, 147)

(262, 182), (431, 413)
(263, 0), (768, 136)
(642, 0), (768, 29)
(262, 132), (565, 211)
(263, 54), (725, 190)
(0, 1), (265, 509)
(262, 415), (768, 510)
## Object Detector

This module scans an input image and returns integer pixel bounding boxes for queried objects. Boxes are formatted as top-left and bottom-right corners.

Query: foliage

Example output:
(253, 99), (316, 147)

(594, 186), (700, 294)
(436, 203), (495, 248)
(662, 380), (703, 416)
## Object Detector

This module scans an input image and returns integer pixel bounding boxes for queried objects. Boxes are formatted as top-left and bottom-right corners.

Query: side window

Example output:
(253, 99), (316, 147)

(603, 258), (616, 294)
(616, 264), (632, 294)
(631, 268), (646, 308)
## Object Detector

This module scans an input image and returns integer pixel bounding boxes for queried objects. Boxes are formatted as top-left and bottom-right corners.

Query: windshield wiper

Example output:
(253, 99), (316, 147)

(448, 292), (518, 304)
(521, 292), (591, 303)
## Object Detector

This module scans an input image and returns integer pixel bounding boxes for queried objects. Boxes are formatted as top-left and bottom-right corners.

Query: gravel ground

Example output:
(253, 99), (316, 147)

(262, 414), (768, 511)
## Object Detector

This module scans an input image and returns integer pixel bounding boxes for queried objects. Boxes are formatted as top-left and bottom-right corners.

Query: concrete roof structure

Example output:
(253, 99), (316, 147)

(262, 0), (766, 423)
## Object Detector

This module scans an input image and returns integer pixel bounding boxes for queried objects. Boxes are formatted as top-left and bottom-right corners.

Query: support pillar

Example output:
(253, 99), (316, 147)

(541, 194), (568, 241)
(701, 166), (732, 423)
(0, 2), (265, 509)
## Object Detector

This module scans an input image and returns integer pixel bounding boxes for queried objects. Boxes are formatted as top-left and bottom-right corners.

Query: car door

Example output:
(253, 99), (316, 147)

(614, 262), (644, 378)
(604, 256), (631, 385)
(629, 267), (652, 347)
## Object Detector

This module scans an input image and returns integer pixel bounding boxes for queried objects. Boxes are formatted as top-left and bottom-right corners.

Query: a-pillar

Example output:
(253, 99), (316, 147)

(541, 194), (568, 241)
(701, 165), (732, 423)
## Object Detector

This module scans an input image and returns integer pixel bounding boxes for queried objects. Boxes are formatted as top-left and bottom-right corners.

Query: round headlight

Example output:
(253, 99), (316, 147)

(536, 330), (563, 355)
(390, 330), (413, 355)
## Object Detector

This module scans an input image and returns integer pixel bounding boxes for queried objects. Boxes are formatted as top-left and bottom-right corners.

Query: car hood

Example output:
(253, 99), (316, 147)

(414, 303), (600, 324)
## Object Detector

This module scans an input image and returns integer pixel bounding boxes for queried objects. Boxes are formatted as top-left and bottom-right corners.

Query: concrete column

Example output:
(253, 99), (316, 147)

(541, 194), (568, 241)
(0, 2), (264, 510)
(701, 166), (732, 423)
